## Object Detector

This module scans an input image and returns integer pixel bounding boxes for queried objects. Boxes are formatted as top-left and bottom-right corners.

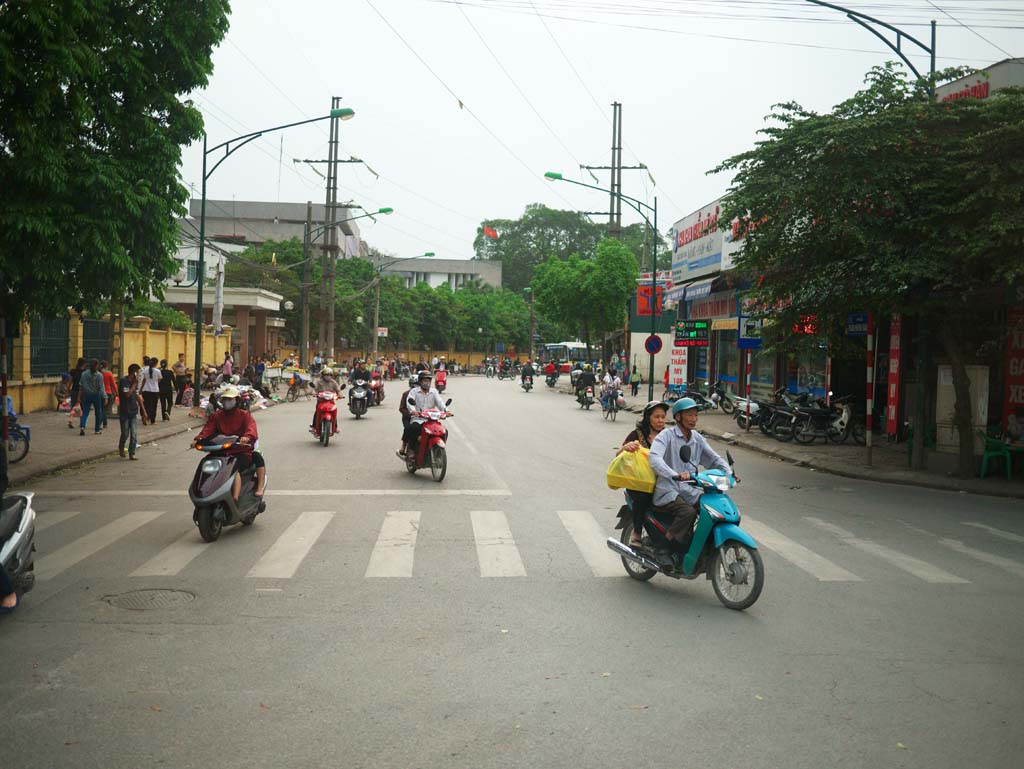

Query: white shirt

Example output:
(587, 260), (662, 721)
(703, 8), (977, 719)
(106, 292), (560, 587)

(406, 387), (447, 424)
(139, 366), (162, 393)
(602, 373), (621, 392)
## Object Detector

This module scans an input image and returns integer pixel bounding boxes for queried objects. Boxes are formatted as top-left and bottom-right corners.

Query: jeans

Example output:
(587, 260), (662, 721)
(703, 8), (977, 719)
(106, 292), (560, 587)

(631, 382), (639, 396)
(119, 414), (139, 456)
(79, 392), (104, 432)
(0, 562), (14, 596)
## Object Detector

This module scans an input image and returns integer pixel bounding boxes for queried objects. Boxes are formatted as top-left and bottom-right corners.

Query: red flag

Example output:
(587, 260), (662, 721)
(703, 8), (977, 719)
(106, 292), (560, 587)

(483, 225), (498, 240)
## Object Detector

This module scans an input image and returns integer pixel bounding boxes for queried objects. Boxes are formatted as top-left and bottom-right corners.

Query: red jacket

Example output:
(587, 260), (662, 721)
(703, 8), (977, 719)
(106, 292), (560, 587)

(196, 408), (258, 456)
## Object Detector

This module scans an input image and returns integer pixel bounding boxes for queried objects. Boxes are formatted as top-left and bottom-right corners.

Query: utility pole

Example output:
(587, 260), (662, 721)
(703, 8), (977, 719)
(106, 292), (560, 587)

(580, 103), (647, 241)
(300, 200), (312, 368)
(372, 273), (382, 360)
(325, 96), (341, 361)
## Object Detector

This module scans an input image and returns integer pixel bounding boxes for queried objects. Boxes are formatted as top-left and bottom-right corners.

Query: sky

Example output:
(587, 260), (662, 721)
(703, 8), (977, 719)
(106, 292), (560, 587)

(180, 0), (1023, 260)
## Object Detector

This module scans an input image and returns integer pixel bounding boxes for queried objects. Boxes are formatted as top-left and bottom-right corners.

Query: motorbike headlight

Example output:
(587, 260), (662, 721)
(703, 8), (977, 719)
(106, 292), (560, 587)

(201, 458), (222, 474)
(714, 475), (732, 492)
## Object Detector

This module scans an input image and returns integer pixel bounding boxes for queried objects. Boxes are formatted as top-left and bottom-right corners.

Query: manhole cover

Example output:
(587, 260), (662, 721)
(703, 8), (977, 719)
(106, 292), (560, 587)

(104, 589), (196, 611)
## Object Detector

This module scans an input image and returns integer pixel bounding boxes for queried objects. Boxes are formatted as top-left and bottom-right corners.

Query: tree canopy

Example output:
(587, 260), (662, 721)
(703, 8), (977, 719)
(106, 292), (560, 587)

(0, 1), (231, 320)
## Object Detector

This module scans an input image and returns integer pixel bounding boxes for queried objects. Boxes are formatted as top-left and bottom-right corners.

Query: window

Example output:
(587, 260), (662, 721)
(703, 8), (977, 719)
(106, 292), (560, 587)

(30, 316), (69, 378)
(187, 259), (200, 282)
(83, 319), (111, 365)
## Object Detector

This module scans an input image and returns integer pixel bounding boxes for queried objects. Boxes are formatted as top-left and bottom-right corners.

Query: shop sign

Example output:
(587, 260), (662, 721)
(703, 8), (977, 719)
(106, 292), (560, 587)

(674, 320), (709, 348)
(670, 346), (688, 387)
(376, 327), (388, 337)
(846, 312), (869, 336)
(636, 285), (663, 316)
(737, 316), (762, 350)
(671, 200), (723, 283)
(886, 314), (902, 435)
(1004, 308), (1024, 428)
(637, 270), (673, 287)
(689, 290), (734, 320)
(792, 316), (818, 335)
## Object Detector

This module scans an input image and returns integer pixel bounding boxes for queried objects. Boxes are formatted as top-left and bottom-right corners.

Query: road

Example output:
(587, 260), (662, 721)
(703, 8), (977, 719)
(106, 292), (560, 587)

(2, 375), (1022, 769)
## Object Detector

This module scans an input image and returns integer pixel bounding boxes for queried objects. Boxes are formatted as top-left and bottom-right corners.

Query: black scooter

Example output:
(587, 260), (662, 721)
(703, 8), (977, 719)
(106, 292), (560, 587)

(189, 435), (266, 542)
(1, 491), (37, 602)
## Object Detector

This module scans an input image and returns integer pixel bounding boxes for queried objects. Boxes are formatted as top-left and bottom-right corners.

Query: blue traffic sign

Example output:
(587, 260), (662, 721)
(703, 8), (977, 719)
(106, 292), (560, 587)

(644, 334), (663, 355)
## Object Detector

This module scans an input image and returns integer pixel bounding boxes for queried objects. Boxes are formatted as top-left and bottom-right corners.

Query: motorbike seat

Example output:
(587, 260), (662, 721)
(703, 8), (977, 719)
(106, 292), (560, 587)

(0, 496), (27, 541)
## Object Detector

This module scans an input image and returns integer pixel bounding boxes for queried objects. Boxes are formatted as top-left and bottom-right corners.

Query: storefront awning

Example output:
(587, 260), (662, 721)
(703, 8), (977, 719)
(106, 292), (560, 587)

(665, 285), (687, 302)
(712, 318), (738, 331)
(684, 278), (716, 300)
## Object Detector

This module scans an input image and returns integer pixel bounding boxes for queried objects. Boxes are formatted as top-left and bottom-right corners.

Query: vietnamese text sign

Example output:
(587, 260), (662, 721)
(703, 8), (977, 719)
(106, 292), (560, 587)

(846, 312), (869, 336)
(689, 290), (734, 320)
(674, 320), (709, 348)
(1004, 307), (1024, 428)
(636, 285), (663, 317)
(886, 314), (902, 435)
(737, 316), (762, 350)
(670, 199), (723, 284)
(670, 346), (688, 387)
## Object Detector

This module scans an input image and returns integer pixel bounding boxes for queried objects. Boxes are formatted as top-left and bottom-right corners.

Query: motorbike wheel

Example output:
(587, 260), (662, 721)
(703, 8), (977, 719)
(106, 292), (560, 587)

(320, 421), (330, 446)
(735, 413), (748, 430)
(720, 398), (735, 415)
(619, 524), (657, 582)
(852, 421), (867, 445)
(197, 506), (222, 542)
(241, 513), (257, 526)
(772, 418), (795, 443)
(6, 429), (29, 464)
(406, 451), (417, 474)
(828, 426), (848, 444)
(610, 405), (618, 422)
(711, 543), (764, 611)
(793, 417), (817, 444)
(430, 446), (447, 482)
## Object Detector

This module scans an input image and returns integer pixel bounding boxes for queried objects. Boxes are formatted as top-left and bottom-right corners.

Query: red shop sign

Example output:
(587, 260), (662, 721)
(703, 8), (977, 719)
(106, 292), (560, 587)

(886, 314), (902, 435)
(1004, 307), (1024, 429)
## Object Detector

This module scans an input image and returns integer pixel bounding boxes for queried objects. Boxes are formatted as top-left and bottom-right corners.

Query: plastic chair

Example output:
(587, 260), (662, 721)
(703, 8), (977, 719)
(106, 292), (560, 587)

(978, 429), (1011, 479)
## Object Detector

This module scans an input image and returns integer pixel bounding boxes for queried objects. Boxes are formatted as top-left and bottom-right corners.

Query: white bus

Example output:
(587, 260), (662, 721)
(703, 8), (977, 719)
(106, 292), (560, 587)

(544, 342), (589, 373)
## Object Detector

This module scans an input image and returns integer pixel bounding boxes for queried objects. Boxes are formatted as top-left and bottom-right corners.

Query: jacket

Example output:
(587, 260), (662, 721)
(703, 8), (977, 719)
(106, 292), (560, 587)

(648, 424), (729, 507)
(195, 408), (258, 456)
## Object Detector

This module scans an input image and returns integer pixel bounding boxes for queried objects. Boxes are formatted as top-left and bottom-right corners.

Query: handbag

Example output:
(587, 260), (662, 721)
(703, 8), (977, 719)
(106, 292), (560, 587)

(606, 446), (656, 493)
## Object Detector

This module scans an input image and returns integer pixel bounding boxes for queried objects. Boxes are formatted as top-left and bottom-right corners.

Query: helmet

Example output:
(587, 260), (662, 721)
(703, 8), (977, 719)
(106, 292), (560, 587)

(219, 385), (240, 399)
(409, 377), (418, 389)
(671, 397), (699, 415)
(418, 371), (432, 382)
(642, 400), (669, 419)
(584, 363), (592, 371)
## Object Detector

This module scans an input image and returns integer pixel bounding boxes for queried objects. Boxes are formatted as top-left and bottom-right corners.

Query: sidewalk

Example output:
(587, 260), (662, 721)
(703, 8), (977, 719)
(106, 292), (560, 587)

(563, 386), (1024, 500)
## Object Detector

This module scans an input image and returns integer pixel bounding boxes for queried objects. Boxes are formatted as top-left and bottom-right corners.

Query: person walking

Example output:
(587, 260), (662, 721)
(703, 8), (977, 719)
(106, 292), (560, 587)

(100, 360), (117, 428)
(54, 373), (71, 411)
(118, 363), (147, 460)
(630, 368), (641, 397)
(66, 357), (86, 429)
(138, 356), (162, 425)
(77, 358), (105, 436)
(158, 359), (174, 421)
(172, 352), (189, 404)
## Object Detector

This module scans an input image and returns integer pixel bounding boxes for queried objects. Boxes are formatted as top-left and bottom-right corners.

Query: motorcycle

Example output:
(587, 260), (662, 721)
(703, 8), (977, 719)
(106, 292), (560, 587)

(731, 396), (761, 430)
(577, 386), (595, 410)
(602, 388), (624, 421)
(369, 373), (385, 406)
(607, 447), (763, 611)
(763, 389), (813, 440)
(405, 399), (453, 482)
(189, 436), (267, 542)
(312, 391), (339, 446)
(486, 363), (495, 379)
(349, 379), (369, 419)
(497, 367), (511, 381)
(545, 372), (558, 388)
(521, 375), (533, 393)
(709, 380), (737, 414)
(786, 393), (865, 445)
(0, 491), (37, 605)
(435, 369), (448, 394)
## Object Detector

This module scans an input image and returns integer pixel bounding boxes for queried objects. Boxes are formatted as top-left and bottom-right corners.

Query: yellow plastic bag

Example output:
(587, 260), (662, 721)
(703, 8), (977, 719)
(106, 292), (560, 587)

(606, 446), (656, 493)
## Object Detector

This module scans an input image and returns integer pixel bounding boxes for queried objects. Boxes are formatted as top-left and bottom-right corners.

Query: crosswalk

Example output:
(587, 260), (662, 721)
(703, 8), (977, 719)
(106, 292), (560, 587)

(27, 506), (1024, 587)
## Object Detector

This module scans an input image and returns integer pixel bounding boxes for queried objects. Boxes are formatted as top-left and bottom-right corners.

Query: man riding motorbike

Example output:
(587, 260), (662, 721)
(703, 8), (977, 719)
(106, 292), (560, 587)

(647, 397), (731, 549)
(544, 359), (557, 378)
(191, 385), (266, 500)
(520, 359), (535, 386)
(397, 371), (447, 459)
(349, 359), (372, 384)
(311, 367), (345, 432)
(575, 363), (597, 403)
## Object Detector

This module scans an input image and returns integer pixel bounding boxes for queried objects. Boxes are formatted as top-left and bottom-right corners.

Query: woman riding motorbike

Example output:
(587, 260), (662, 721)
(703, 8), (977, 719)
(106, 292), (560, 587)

(617, 400), (669, 547)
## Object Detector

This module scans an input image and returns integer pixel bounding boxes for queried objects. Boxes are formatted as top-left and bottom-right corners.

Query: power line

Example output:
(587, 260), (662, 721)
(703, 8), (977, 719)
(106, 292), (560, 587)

(924, 0), (1017, 58)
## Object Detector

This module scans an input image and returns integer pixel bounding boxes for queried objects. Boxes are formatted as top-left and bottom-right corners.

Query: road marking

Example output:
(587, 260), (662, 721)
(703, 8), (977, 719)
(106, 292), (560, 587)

(471, 510), (526, 578)
(247, 511), (334, 579)
(743, 518), (862, 582)
(447, 419), (509, 491)
(805, 517), (969, 584)
(962, 522), (1024, 544)
(557, 510), (622, 578)
(365, 511), (421, 578)
(938, 539), (1024, 579)
(34, 510), (81, 532)
(38, 489), (512, 497)
(130, 530), (208, 577)
(35, 511), (164, 579)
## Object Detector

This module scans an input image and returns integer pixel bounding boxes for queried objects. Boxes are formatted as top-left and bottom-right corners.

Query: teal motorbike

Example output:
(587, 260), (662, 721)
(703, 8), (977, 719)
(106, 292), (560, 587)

(606, 447), (764, 611)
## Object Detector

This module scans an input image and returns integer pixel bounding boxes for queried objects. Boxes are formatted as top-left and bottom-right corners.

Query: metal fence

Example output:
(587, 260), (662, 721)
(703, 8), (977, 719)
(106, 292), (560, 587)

(30, 316), (69, 378)
(83, 318), (111, 365)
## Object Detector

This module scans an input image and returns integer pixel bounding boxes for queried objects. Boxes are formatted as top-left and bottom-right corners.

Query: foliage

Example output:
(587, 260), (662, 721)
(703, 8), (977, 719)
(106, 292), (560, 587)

(713, 63), (1024, 475)
(128, 298), (193, 331)
(0, 0), (232, 321)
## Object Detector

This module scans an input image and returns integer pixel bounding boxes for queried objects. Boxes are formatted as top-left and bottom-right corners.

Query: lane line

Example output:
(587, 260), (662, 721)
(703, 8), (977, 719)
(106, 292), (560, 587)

(742, 518), (862, 582)
(365, 510), (421, 578)
(938, 539), (1024, 579)
(557, 510), (622, 578)
(34, 510), (81, 532)
(247, 510), (335, 579)
(446, 419), (509, 490)
(805, 517), (969, 584)
(36, 489), (512, 497)
(130, 530), (208, 577)
(471, 510), (526, 577)
(35, 511), (164, 580)
(962, 522), (1024, 544)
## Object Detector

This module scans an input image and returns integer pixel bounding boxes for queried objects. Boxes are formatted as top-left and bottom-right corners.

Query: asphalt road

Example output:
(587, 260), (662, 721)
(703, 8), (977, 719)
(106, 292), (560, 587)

(2, 376), (1022, 769)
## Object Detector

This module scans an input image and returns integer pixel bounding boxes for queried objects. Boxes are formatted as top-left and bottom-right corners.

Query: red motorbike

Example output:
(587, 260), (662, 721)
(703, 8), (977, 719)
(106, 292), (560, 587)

(435, 369), (447, 394)
(405, 400), (453, 482)
(369, 373), (385, 406)
(312, 391), (339, 446)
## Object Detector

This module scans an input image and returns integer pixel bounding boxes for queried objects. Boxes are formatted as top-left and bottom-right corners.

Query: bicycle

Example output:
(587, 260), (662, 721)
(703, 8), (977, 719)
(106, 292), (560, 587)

(286, 378), (312, 402)
(5, 421), (30, 464)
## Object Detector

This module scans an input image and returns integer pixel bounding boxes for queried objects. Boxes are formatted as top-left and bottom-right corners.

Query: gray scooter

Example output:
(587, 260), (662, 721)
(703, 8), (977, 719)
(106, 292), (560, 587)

(189, 435), (267, 542)
(0, 491), (37, 601)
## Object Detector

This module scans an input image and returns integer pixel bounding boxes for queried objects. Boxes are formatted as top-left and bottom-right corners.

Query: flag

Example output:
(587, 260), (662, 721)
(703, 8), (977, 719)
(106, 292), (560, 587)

(483, 225), (498, 240)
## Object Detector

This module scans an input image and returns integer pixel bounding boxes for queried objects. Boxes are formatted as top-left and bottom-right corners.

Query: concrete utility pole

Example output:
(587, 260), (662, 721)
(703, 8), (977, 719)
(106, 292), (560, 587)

(300, 200), (312, 368)
(580, 103), (647, 241)
(325, 96), (341, 361)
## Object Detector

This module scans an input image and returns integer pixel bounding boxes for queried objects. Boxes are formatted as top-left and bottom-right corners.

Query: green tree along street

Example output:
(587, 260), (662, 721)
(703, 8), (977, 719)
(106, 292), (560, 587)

(713, 64), (1024, 478)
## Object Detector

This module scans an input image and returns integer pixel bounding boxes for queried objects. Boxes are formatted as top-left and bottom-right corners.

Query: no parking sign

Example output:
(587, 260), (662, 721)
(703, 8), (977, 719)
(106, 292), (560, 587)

(644, 335), (663, 355)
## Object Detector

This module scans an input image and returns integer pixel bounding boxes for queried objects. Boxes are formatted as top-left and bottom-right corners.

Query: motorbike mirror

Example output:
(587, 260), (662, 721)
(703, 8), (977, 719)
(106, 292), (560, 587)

(679, 445), (692, 464)
(726, 450), (735, 466)
(445, 398), (453, 406)
(828, 390), (834, 397)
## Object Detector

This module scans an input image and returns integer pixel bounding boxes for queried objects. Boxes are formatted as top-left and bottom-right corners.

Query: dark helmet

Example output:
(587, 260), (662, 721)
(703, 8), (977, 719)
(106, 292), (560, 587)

(418, 371), (432, 382)
(642, 400), (669, 419)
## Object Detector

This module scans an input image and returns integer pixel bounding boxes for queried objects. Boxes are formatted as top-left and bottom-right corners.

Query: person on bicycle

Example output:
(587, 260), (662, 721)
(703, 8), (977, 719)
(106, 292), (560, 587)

(601, 368), (622, 409)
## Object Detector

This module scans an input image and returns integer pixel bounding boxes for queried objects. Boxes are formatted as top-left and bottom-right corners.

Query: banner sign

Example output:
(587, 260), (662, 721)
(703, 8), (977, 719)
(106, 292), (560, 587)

(636, 285), (663, 317)
(689, 290), (734, 320)
(670, 346), (688, 387)
(1004, 307), (1024, 429)
(846, 312), (869, 336)
(670, 200), (723, 284)
(674, 320), (709, 348)
(376, 327), (388, 338)
(886, 314), (902, 435)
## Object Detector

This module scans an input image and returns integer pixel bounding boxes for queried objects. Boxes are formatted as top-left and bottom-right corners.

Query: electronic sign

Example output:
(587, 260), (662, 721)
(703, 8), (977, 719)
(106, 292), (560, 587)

(674, 320), (709, 347)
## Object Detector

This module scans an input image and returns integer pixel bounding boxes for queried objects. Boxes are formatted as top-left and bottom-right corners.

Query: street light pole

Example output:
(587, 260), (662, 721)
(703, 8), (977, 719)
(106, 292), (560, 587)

(371, 252), (434, 360)
(523, 287), (535, 361)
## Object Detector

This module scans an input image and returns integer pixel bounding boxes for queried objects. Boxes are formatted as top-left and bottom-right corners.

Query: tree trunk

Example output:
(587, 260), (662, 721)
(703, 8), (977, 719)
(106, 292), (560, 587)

(582, 320), (592, 363)
(937, 320), (977, 478)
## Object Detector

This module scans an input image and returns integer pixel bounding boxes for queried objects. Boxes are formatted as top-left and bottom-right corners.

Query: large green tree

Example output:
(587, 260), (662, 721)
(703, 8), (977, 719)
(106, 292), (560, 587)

(0, 0), (231, 320)
(713, 63), (1024, 476)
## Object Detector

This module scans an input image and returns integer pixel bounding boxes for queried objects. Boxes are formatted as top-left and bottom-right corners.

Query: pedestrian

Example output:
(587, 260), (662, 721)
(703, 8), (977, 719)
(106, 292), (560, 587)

(100, 360), (117, 428)
(181, 375), (195, 408)
(221, 351), (233, 378)
(118, 363), (147, 460)
(172, 352), (188, 404)
(663, 364), (670, 396)
(77, 358), (105, 436)
(54, 373), (71, 411)
(66, 357), (86, 428)
(630, 368), (641, 397)
(158, 359), (174, 421)
(138, 356), (161, 424)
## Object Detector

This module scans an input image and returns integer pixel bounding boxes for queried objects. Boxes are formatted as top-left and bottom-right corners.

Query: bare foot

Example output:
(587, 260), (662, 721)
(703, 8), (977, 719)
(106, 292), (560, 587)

(1, 592), (17, 609)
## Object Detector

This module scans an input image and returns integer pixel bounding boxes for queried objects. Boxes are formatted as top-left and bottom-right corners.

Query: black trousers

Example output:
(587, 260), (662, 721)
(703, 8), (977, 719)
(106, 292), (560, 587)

(141, 391), (159, 423)
(159, 390), (173, 418)
(653, 497), (699, 544)
(175, 375), (189, 404)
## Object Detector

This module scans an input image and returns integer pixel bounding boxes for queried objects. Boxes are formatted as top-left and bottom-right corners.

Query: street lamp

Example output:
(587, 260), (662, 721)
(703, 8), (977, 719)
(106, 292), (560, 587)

(192, 106), (355, 381)
(545, 171), (659, 400)
(371, 252), (435, 359)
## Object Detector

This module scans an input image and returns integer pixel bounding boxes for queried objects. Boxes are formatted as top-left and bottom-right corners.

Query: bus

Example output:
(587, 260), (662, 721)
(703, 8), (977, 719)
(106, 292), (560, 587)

(544, 342), (589, 373)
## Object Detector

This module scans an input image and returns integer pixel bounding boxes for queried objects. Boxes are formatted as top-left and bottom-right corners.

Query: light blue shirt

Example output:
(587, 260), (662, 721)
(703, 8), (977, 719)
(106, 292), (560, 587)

(648, 424), (730, 507)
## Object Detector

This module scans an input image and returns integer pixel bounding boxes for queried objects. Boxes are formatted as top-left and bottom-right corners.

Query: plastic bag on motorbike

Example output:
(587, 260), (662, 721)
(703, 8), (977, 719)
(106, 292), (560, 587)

(606, 447), (656, 493)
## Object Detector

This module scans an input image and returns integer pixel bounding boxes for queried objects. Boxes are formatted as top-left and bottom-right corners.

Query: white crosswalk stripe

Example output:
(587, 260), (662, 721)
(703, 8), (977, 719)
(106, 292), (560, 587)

(131, 530), (208, 577)
(556, 510), (622, 577)
(365, 511), (420, 578)
(247, 511), (335, 579)
(34, 510), (81, 532)
(743, 518), (862, 582)
(36, 511), (164, 580)
(962, 522), (1024, 544)
(471, 510), (526, 577)
(938, 539), (1024, 579)
(806, 517), (969, 584)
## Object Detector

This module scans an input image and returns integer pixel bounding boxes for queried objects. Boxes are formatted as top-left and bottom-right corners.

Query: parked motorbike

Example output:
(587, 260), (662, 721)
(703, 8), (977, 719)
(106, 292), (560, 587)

(313, 392), (339, 446)
(349, 379), (369, 419)
(521, 375), (533, 393)
(189, 436), (267, 542)
(577, 386), (595, 410)
(785, 393), (865, 445)
(678, 382), (716, 411)
(709, 380), (737, 414)
(764, 390), (814, 441)
(607, 448), (763, 611)
(0, 491), (37, 605)
(405, 399), (453, 482)
(369, 373), (385, 406)
(435, 369), (448, 394)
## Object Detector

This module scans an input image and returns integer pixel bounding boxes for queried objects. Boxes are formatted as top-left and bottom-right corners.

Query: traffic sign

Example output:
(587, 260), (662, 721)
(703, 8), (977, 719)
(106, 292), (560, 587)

(737, 316), (762, 350)
(644, 335), (663, 355)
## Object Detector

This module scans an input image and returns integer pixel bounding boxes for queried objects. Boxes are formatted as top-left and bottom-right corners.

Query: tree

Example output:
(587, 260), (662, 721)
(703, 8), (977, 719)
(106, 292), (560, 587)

(713, 63), (1024, 477)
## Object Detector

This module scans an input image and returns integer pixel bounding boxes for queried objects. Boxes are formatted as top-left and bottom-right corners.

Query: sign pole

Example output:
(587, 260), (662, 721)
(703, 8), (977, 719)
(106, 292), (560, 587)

(745, 348), (752, 432)
(866, 313), (874, 467)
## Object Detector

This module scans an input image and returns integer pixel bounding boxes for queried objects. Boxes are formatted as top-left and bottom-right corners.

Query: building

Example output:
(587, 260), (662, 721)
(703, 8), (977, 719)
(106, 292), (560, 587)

(935, 58), (1024, 102)
(372, 255), (502, 290)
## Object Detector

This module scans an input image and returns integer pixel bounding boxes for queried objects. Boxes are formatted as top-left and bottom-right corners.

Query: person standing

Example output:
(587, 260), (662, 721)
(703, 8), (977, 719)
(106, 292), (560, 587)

(118, 363), (147, 460)
(630, 368), (641, 397)
(66, 357), (86, 429)
(221, 351), (234, 378)
(172, 352), (188, 404)
(100, 360), (117, 428)
(138, 356), (161, 425)
(158, 359), (174, 421)
(77, 358), (105, 436)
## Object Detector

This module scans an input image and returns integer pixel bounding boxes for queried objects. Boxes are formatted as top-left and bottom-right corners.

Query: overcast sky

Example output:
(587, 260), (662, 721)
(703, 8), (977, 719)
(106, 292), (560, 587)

(180, 0), (1022, 259)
